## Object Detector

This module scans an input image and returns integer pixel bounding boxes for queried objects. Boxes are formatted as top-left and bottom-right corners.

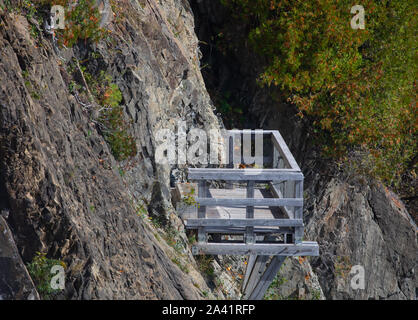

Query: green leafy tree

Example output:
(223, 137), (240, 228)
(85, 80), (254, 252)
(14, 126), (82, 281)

(222, 0), (417, 185)
(27, 252), (66, 299)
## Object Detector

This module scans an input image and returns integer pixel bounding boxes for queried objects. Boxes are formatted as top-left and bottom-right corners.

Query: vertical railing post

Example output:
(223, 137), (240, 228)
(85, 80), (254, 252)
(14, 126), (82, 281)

(198, 180), (207, 243)
(294, 179), (304, 243)
(226, 135), (234, 189)
(273, 146), (279, 169)
(246, 180), (255, 244)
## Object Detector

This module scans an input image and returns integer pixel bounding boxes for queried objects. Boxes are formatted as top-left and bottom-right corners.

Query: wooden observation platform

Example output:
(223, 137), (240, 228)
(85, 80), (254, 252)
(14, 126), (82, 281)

(173, 130), (319, 300)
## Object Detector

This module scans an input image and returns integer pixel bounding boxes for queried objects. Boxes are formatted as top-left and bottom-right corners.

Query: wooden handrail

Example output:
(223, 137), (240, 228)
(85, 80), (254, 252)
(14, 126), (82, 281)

(194, 197), (303, 207)
(224, 130), (300, 171)
(188, 168), (303, 181)
(270, 131), (301, 171)
(185, 218), (304, 227)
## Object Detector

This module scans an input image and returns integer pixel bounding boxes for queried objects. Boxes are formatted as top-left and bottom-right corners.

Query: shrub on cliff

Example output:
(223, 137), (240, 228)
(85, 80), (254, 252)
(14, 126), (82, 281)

(222, 0), (417, 186)
(22, 0), (108, 47)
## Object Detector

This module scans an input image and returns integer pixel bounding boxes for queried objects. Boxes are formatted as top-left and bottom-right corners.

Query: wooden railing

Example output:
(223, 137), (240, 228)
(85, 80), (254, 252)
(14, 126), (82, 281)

(187, 130), (307, 248)
(179, 129), (318, 299)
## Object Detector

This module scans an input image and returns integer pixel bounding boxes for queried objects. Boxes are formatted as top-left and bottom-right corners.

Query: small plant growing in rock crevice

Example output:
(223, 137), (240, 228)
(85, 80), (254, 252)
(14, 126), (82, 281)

(86, 69), (137, 161)
(171, 256), (189, 274)
(32, 0), (108, 47)
(264, 272), (288, 300)
(182, 187), (199, 208)
(68, 58), (137, 161)
(196, 255), (215, 279)
(26, 252), (66, 300)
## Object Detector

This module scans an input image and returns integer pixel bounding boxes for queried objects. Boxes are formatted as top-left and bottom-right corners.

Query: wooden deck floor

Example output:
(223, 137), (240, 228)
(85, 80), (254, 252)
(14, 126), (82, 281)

(180, 187), (287, 220)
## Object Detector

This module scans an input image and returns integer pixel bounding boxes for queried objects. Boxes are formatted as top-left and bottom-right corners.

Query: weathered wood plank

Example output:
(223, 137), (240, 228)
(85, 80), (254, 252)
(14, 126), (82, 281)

(185, 218), (303, 228)
(197, 180), (207, 218)
(188, 168), (303, 181)
(199, 227), (294, 234)
(272, 146), (280, 169)
(247, 256), (286, 300)
(227, 129), (275, 135)
(195, 197), (303, 207)
(242, 254), (258, 292)
(269, 182), (295, 219)
(294, 180), (304, 243)
(243, 255), (269, 296)
(209, 187), (269, 200)
(192, 242), (319, 256)
(271, 131), (301, 171)
(198, 180), (207, 244)
(246, 181), (255, 244)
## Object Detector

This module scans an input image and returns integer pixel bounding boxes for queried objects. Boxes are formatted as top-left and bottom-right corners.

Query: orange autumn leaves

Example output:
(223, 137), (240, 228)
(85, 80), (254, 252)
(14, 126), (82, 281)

(224, 0), (417, 186)
(37, 0), (106, 47)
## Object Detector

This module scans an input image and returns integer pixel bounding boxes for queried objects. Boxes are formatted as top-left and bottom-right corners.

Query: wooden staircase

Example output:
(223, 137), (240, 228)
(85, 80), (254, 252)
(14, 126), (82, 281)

(173, 130), (319, 300)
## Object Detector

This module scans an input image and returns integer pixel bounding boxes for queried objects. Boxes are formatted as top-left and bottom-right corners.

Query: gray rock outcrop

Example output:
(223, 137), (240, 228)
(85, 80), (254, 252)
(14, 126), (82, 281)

(0, 0), (220, 299)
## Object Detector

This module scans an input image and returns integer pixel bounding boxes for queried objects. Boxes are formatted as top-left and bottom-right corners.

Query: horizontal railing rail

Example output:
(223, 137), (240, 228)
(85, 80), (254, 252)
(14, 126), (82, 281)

(192, 242), (319, 256)
(188, 168), (303, 181)
(185, 218), (304, 228)
(223, 130), (300, 171)
(194, 197), (303, 207)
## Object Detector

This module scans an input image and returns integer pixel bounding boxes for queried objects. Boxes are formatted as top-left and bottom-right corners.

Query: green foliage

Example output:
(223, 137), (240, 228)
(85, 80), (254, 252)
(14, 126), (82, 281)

(20, 0), (38, 20)
(187, 233), (197, 245)
(73, 64), (137, 161)
(264, 272), (287, 300)
(164, 226), (184, 254)
(182, 187), (199, 208)
(311, 288), (321, 300)
(26, 252), (66, 299)
(217, 91), (244, 127)
(334, 256), (352, 278)
(99, 105), (137, 161)
(22, 69), (42, 100)
(196, 255), (215, 278)
(171, 256), (190, 274)
(223, 0), (417, 186)
(34, 0), (107, 47)
(135, 202), (148, 219)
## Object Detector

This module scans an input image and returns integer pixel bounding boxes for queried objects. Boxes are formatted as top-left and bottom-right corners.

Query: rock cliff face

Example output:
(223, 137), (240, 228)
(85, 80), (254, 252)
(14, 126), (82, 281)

(0, 0), (221, 299)
(191, 0), (417, 300)
(0, 216), (39, 300)
(304, 176), (417, 299)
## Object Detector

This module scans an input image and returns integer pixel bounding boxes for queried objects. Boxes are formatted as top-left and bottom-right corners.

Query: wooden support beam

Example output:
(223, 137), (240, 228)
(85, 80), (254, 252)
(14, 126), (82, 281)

(271, 131), (301, 171)
(227, 130), (275, 135)
(247, 256), (286, 300)
(226, 135), (234, 189)
(269, 182), (295, 219)
(243, 255), (269, 296)
(188, 168), (303, 181)
(191, 242), (319, 256)
(294, 180), (304, 243)
(185, 218), (303, 228)
(199, 226), (294, 234)
(197, 180), (207, 218)
(195, 197), (303, 207)
(272, 146), (280, 169)
(246, 181), (255, 244)
(197, 180), (207, 243)
(242, 254), (257, 292)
